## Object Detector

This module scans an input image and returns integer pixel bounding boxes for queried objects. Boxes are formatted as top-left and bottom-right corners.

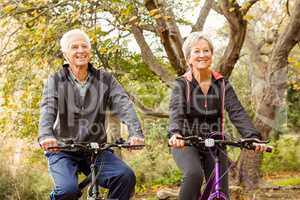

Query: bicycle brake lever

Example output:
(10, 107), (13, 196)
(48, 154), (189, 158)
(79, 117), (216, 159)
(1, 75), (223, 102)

(240, 138), (270, 144)
(61, 138), (74, 144)
(239, 138), (272, 152)
(116, 138), (126, 144)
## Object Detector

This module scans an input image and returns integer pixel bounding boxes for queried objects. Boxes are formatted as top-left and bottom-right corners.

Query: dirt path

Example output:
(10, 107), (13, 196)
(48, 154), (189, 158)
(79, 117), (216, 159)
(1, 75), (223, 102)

(135, 186), (300, 200)
(134, 172), (300, 200)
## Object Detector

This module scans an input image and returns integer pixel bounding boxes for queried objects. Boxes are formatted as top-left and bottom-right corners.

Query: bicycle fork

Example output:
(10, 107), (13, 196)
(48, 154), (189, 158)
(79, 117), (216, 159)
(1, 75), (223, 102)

(87, 154), (101, 200)
(199, 150), (227, 200)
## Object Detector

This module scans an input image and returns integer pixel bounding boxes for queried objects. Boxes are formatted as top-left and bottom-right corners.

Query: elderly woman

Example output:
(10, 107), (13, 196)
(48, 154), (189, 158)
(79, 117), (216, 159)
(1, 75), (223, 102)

(38, 29), (144, 200)
(168, 32), (267, 200)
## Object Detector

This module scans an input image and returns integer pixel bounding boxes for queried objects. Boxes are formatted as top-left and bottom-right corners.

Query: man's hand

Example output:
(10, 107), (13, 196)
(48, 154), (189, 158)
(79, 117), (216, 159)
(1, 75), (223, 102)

(128, 136), (144, 150)
(40, 138), (59, 152)
(168, 134), (185, 148)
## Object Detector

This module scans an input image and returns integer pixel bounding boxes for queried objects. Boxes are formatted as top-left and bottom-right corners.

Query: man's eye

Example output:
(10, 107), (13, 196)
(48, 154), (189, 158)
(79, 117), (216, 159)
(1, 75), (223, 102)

(71, 45), (78, 49)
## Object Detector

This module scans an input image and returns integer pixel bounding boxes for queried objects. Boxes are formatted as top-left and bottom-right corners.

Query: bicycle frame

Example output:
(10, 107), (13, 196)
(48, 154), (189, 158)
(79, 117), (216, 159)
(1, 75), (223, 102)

(86, 148), (102, 200)
(175, 135), (272, 200)
(48, 139), (144, 200)
(199, 148), (228, 200)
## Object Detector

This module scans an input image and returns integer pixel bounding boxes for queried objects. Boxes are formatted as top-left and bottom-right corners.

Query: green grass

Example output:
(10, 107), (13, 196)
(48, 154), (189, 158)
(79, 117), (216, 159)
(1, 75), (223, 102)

(271, 176), (300, 187)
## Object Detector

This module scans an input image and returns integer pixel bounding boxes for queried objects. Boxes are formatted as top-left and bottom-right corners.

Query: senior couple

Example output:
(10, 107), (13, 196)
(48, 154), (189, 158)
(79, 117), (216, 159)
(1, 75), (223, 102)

(39, 29), (267, 200)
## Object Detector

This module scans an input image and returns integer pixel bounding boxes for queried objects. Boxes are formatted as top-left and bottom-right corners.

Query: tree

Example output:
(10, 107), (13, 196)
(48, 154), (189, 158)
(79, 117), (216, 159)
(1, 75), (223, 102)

(237, 0), (300, 189)
(1, 0), (299, 190)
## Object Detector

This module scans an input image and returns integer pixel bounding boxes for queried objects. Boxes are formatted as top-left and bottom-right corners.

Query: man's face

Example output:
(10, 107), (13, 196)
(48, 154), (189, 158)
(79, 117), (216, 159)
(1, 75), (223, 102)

(64, 37), (91, 68)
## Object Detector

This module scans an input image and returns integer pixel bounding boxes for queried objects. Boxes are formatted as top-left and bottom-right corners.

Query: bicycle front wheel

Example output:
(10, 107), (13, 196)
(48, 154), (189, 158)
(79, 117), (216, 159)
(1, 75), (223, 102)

(207, 191), (228, 200)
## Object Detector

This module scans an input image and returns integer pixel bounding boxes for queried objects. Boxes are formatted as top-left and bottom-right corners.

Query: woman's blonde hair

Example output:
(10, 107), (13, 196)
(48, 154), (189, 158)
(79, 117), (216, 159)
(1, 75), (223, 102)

(182, 32), (214, 61)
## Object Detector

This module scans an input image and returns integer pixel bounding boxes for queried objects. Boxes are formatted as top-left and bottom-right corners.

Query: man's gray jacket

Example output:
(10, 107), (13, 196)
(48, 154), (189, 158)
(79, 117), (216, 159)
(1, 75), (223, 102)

(38, 63), (144, 144)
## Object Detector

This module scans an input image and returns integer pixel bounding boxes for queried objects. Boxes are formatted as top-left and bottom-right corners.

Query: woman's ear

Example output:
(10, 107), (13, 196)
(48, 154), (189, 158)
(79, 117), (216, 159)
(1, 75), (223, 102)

(63, 53), (70, 64)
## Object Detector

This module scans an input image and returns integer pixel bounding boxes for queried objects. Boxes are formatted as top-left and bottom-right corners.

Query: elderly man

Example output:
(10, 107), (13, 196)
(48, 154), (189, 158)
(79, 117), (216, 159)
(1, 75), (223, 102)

(39, 29), (144, 200)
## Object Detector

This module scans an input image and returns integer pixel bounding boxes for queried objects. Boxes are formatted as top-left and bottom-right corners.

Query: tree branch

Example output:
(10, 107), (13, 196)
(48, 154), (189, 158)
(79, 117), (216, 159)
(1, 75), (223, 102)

(211, 0), (223, 14)
(192, 0), (214, 32)
(2, 1), (70, 19)
(216, 0), (247, 78)
(139, 24), (156, 33)
(0, 26), (21, 56)
(251, 6), (300, 183)
(286, 0), (290, 16)
(245, 24), (268, 79)
(131, 25), (175, 86)
(127, 92), (169, 118)
(240, 0), (260, 15)
(0, 45), (21, 57)
(144, 0), (186, 75)
(268, 0), (300, 84)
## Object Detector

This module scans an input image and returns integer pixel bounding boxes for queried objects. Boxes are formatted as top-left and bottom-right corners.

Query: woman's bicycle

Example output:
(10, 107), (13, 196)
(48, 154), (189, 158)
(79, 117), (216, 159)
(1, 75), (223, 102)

(174, 135), (273, 200)
(48, 138), (144, 200)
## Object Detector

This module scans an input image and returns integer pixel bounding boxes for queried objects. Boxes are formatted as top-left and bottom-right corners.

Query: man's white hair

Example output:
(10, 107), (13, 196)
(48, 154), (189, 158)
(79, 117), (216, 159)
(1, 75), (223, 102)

(182, 32), (214, 61)
(60, 29), (91, 53)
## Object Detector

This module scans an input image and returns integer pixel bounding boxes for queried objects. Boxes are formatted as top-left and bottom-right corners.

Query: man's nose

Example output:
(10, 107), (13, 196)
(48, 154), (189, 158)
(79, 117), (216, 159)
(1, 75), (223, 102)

(77, 46), (85, 52)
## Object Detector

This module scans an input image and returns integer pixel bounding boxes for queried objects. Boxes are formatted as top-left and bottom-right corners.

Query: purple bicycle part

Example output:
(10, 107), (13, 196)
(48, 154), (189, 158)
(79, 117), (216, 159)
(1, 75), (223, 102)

(199, 151), (228, 200)
(175, 135), (272, 200)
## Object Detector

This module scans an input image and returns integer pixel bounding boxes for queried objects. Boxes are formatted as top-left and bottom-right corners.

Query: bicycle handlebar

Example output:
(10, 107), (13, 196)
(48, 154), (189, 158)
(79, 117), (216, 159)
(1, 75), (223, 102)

(47, 138), (145, 152)
(175, 136), (273, 153)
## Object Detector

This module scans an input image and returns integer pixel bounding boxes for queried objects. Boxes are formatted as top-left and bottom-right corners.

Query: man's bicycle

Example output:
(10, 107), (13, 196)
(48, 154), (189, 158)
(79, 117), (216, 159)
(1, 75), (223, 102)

(48, 138), (144, 200)
(171, 135), (272, 200)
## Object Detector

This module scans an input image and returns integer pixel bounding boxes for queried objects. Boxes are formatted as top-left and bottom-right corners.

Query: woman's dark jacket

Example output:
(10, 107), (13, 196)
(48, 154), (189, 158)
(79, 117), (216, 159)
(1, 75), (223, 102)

(168, 71), (260, 139)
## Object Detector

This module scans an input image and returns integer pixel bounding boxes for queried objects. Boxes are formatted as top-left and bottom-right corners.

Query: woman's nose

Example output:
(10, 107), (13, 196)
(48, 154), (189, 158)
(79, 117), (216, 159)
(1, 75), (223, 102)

(199, 51), (205, 57)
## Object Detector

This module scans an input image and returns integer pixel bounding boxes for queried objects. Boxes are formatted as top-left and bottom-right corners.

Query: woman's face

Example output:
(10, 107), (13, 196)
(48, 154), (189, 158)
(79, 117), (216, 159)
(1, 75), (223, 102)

(188, 39), (212, 70)
(64, 37), (91, 68)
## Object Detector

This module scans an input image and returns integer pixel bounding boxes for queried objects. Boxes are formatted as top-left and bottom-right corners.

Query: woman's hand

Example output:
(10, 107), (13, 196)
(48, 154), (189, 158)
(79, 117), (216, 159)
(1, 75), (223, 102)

(253, 142), (269, 153)
(169, 134), (185, 148)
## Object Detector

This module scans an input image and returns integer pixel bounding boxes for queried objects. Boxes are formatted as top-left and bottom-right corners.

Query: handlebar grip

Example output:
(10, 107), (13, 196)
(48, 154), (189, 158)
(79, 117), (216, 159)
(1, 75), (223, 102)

(266, 146), (273, 153)
(122, 144), (145, 148)
(249, 144), (273, 153)
(46, 146), (62, 151)
(168, 142), (191, 147)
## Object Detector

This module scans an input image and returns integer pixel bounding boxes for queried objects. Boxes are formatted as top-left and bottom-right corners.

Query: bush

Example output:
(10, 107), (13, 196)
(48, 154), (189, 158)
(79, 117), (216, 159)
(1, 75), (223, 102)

(124, 119), (181, 191)
(0, 139), (51, 200)
(261, 135), (300, 173)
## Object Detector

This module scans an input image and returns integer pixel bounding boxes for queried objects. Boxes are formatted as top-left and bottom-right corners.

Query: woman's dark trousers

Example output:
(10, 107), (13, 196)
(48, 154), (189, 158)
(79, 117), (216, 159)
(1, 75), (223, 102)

(172, 146), (229, 200)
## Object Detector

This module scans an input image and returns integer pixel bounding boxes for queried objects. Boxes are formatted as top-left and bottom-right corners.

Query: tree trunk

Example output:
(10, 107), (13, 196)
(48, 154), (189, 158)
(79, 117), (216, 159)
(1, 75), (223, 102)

(216, 0), (248, 78)
(191, 0), (213, 32)
(237, 0), (300, 189)
(144, 0), (186, 75)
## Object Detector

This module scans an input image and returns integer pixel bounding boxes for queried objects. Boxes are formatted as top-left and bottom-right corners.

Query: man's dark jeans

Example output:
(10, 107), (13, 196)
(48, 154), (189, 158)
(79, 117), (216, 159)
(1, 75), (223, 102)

(46, 150), (136, 200)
